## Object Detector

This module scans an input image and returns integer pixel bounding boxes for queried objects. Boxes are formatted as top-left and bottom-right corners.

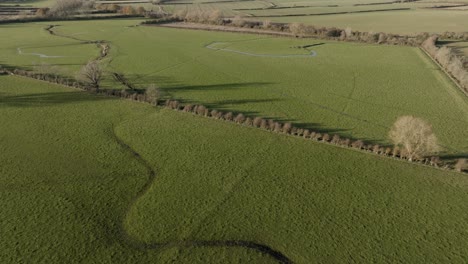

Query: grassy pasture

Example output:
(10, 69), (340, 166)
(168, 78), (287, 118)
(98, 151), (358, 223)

(155, 0), (468, 34)
(266, 9), (468, 34)
(19, 19), (467, 154)
(2, 75), (468, 263)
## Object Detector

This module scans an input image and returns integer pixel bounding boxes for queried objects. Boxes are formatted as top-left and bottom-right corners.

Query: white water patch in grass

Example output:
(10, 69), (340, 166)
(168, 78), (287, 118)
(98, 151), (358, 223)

(205, 42), (317, 58)
(17, 47), (65, 58)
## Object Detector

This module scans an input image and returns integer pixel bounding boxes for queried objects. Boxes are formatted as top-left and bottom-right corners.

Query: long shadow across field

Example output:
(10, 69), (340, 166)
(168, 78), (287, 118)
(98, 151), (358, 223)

(0, 92), (113, 108)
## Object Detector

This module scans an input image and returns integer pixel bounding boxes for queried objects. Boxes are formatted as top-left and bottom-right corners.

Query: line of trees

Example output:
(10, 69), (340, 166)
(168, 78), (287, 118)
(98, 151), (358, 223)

(2, 66), (466, 173)
(162, 99), (456, 168)
(160, 11), (468, 47)
(422, 35), (468, 94)
(33, 0), (149, 18)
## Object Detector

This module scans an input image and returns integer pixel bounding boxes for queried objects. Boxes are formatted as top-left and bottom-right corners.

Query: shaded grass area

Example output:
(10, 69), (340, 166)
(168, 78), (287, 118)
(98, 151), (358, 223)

(2, 75), (468, 263)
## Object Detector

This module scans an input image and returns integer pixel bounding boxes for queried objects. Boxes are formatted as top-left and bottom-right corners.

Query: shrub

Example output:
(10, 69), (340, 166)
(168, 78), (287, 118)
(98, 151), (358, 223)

(244, 117), (253, 126)
(253, 117), (262, 127)
(210, 109), (218, 118)
(385, 147), (392, 156)
(234, 113), (245, 123)
(372, 144), (381, 154)
(183, 104), (193, 112)
(282, 122), (292, 134)
(455, 158), (467, 172)
(120, 6), (137, 15)
(145, 84), (161, 105)
(322, 133), (330, 142)
(331, 134), (340, 144)
(267, 119), (275, 131)
(392, 146), (400, 157)
(196, 105), (206, 115)
(289, 23), (307, 37)
(274, 122), (282, 133)
(351, 140), (364, 149)
(341, 138), (351, 147)
(224, 112), (233, 121)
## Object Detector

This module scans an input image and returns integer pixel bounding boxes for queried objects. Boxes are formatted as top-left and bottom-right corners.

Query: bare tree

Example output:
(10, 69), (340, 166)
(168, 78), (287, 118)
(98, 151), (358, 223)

(78, 61), (102, 89)
(351, 140), (364, 149)
(51, 0), (88, 17)
(234, 113), (245, 123)
(232, 15), (245, 27)
(262, 20), (272, 29)
(389, 116), (439, 161)
(455, 158), (466, 172)
(145, 84), (161, 104)
(289, 23), (307, 37)
(208, 9), (223, 24)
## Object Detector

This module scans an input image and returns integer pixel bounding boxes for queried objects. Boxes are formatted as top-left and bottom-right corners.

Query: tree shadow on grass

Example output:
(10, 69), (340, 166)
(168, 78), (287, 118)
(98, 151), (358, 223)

(0, 91), (114, 108)
(439, 152), (468, 161)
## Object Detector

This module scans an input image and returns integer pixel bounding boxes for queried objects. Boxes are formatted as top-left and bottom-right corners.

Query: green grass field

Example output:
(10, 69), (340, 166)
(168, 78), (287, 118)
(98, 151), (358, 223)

(157, 0), (468, 34)
(2, 19), (465, 154)
(2, 75), (468, 263)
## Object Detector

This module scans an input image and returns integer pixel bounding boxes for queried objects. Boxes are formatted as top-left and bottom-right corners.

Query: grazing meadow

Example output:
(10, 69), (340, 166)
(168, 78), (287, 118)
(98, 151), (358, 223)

(1, 0), (468, 259)
(2, 19), (466, 154)
(2, 75), (468, 263)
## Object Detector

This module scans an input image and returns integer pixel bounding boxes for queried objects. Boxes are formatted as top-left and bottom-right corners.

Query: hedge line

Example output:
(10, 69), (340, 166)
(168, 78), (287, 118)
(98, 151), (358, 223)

(1, 67), (466, 174)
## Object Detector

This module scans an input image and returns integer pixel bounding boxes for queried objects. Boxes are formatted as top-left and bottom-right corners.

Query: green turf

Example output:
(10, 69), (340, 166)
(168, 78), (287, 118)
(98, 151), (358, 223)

(2, 75), (468, 263)
(16, 19), (466, 155)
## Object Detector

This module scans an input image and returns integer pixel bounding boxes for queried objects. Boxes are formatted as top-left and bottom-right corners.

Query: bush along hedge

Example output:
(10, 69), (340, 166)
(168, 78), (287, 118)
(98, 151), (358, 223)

(4, 67), (466, 174)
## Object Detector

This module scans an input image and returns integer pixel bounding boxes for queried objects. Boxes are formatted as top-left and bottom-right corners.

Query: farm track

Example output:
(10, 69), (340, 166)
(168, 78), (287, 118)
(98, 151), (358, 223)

(44, 24), (293, 263)
(156, 22), (294, 37)
(205, 41), (317, 57)
(109, 124), (293, 263)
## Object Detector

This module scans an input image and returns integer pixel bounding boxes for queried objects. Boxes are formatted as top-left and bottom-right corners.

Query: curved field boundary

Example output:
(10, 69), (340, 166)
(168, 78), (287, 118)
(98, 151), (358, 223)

(206, 42), (317, 58)
(40, 24), (293, 263)
(17, 47), (65, 58)
(110, 126), (293, 264)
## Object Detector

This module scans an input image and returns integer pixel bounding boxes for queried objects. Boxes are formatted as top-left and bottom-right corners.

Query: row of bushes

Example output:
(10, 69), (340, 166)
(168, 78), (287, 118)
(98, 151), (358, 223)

(164, 11), (466, 46)
(422, 36), (468, 95)
(162, 99), (466, 172)
(2, 67), (466, 173)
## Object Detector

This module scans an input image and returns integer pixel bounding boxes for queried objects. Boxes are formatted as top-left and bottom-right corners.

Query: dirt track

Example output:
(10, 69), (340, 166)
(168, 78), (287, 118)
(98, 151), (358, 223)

(156, 22), (294, 37)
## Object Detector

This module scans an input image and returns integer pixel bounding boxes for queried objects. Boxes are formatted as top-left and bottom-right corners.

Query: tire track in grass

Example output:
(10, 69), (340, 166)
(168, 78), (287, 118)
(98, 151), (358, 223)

(110, 124), (293, 264)
(205, 41), (317, 58)
(44, 23), (293, 263)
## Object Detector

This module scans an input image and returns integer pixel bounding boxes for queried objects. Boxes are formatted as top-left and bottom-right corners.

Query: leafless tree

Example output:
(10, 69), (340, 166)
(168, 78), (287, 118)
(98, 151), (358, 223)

(78, 61), (102, 89)
(252, 117), (262, 127)
(455, 158), (466, 172)
(51, 0), (89, 17)
(244, 117), (253, 126)
(351, 140), (364, 149)
(145, 84), (161, 105)
(389, 116), (439, 161)
(289, 23), (307, 37)
(234, 113), (245, 123)
(208, 9), (223, 24)
(282, 122), (292, 134)
(232, 15), (245, 27)
(262, 20), (272, 29)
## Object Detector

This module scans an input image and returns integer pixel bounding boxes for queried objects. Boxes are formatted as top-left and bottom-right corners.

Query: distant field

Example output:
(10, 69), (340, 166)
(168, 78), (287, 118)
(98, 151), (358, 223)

(2, 75), (468, 263)
(265, 9), (468, 34)
(5, 0), (467, 34)
(157, 0), (468, 34)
